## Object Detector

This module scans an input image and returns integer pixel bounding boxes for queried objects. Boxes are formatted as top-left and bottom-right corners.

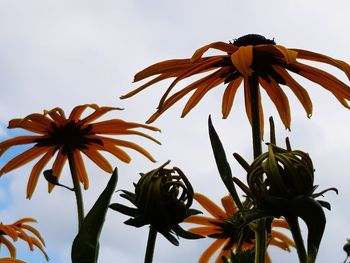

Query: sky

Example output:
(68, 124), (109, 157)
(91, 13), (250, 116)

(0, 0), (350, 262)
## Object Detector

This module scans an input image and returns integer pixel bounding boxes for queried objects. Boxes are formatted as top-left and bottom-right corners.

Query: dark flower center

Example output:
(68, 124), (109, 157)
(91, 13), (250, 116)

(232, 34), (276, 46)
(35, 121), (102, 154)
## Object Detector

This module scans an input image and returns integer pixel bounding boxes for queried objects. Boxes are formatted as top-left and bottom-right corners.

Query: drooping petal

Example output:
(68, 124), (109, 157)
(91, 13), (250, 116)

(158, 56), (225, 107)
(81, 147), (113, 173)
(18, 224), (45, 245)
(68, 104), (89, 121)
(80, 105), (123, 125)
(273, 66), (313, 117)
(272, 219), (290, 229)
(271, 230), (295, 248)
(49, 149), (67, 192)
(221, 195), (237, 215)
(191, 41), (238, 62)
(0, 236), (16, 257)
(199, 238), (226, 263)
(194, 193), (226, 219)
(95, 143), (131, 163)
(181, 68), (228, 117)
(260, 78), (291, 129)
(133, 58), (193, 82)
(222, 77), (243, 118)
(215, 239), (232, 263)
(23, 114), (52, 129)
(0, 147), (48, 176)
(231, 45), (254, 76)
(8, 119), (49, 134)
(72, 150), (89, 189)
(92, 136), (157, 162)
(43, 107), (66, 125)
(0, 136), (41, 157)
(92, 119), (160, 132)
(0, 225), (18, 240)
(27, 147), (55, 199)
(121, 72), (180, 99)
(292, 48), (350, 79)
(274, 45), (298, 64)
(146, 68), (230, 123)
(288, 62), (350, 105)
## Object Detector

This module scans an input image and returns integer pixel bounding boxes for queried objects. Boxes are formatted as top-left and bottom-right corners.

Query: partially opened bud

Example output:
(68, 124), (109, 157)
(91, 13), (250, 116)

(109, 161), (202, 245)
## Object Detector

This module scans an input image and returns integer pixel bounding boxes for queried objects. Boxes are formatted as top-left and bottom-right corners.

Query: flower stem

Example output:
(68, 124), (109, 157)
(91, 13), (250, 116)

(144, 226), (157, 263)
(67, 149), (85, 230)
(286, 216), (307, 263)
(248, 75), (266, 263)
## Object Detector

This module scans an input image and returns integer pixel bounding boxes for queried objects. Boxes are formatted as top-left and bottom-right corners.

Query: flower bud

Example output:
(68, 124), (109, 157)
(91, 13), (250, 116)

(109, 161), (202, 245)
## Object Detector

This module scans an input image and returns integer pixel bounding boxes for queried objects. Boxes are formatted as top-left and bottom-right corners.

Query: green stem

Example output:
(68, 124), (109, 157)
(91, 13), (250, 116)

(286, 216), (307, 263)
(67, 149), (85, 230)
(144, 226), (157, 263)
(248, 75), (265, 263)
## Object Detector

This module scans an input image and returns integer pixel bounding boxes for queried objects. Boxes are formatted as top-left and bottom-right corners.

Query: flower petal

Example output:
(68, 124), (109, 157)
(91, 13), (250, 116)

(194, 193), (226, 219)
(231, 45), (254, 76)
(133, 58), (193, 82)
(181, 68), (228, 117)
(0, 236), (16, 257)
(72, 150), (89, 189)
(27, 147), (55, 199)
(260, 78), (291, 129)
(292, 48), (350, 80)
(273, 66), (313, 117)
(49, 149), (67, 192)
(81, 148), (113, 173)
(222, 77), (243, 119)
(274, 45), (298, 64)
(0, 147), (48, 176)
(199, 238), (226, 263)
(92, 136), (157, 162)
(0, 136), (41, 157)
(191, 41), (238, 61)
(221, 195), (237, 215)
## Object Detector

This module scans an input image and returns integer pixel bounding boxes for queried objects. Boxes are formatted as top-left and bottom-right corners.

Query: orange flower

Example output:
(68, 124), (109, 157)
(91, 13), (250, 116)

(0, 104), (160, 198)
(0, 218), (48, 261)
(121, 34), (350, 129)
(185, 193), (294, 263)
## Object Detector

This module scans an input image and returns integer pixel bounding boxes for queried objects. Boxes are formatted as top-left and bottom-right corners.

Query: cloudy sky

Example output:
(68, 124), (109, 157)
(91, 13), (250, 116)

(0, 0), (350, 262)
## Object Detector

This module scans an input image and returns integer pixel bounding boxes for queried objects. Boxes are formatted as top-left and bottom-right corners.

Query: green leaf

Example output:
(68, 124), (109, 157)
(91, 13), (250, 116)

(208, 116), (242, 209)
(109, 203), (139, 217)
(71, 168), (118, 263)
(289, 196), (326, 263)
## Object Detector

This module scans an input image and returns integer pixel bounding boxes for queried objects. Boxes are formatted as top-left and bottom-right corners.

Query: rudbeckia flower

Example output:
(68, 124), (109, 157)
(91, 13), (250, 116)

(0, 104), (160, 198)
(0, 217), (48, 261)
(184, 193), (294, 263)
(121, 34), (350, 129)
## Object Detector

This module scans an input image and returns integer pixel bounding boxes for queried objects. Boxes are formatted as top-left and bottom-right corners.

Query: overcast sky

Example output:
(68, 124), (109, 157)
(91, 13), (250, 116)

(1, 1), (350, 262)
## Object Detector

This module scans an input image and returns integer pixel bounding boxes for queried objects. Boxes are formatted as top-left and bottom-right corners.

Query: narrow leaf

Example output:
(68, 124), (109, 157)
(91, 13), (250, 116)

(208, 116), (242, 209)
(71, 168), (118, 263)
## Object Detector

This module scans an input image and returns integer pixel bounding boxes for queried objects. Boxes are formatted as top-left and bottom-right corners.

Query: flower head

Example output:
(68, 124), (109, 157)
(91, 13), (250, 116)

(0, 217), (48, 261)
(0, 104), (160, 198)
(185, 193), (294, 263)
(109, 161), (203, 246)
(121, 34), (350, 129)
